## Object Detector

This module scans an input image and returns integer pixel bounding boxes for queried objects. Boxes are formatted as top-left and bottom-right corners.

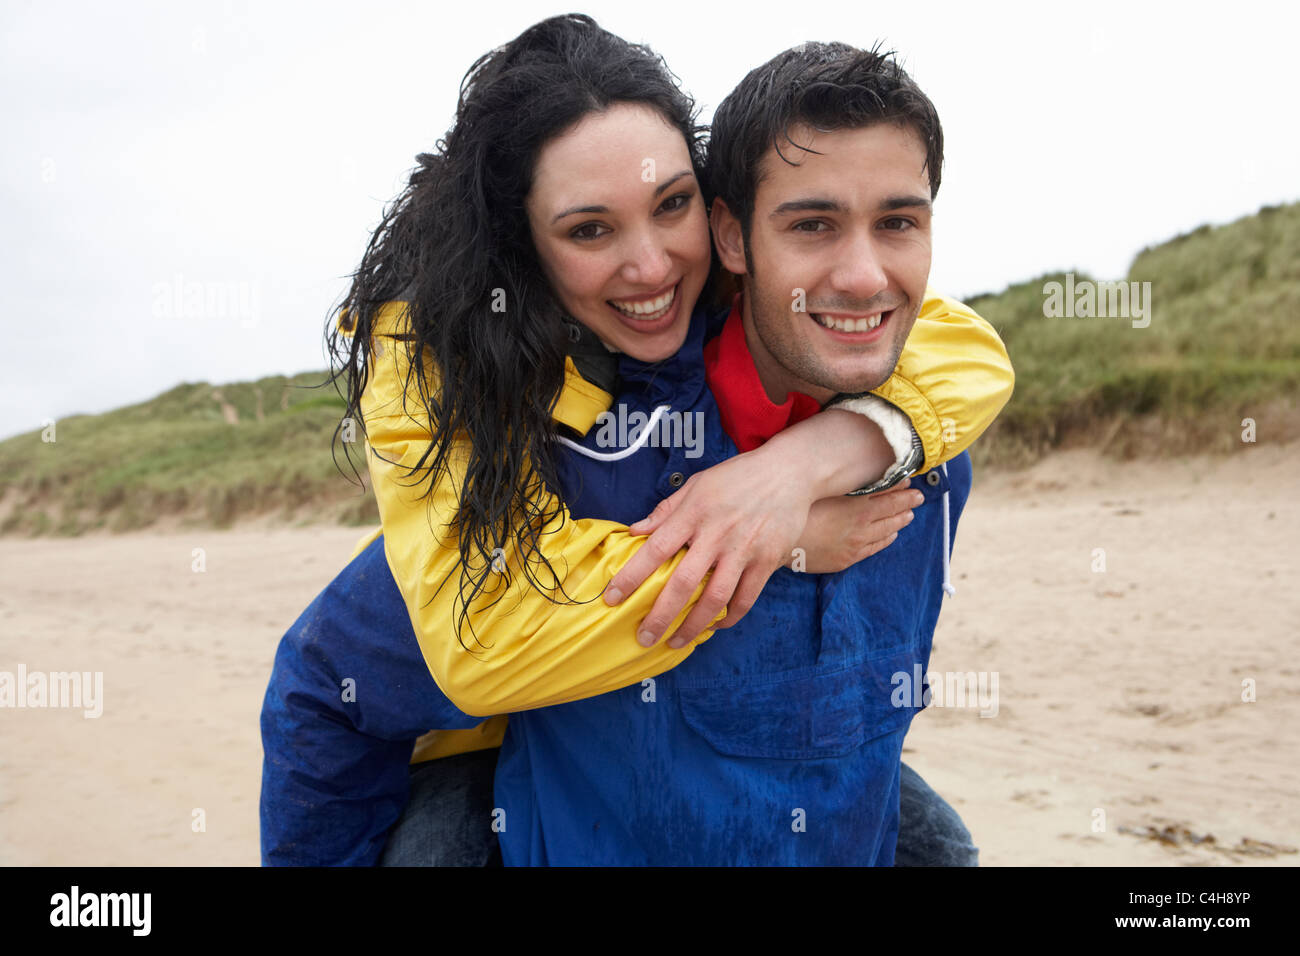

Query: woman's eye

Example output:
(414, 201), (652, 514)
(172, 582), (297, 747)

(657, 193), (691, 214)
(571, 223), (609, 241)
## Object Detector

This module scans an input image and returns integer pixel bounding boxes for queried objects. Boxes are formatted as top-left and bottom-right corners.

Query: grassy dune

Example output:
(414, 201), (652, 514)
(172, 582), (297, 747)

(2, 202), (1296, 535)
(0, 372), (375, 536)
(967, 201), (1299, 466)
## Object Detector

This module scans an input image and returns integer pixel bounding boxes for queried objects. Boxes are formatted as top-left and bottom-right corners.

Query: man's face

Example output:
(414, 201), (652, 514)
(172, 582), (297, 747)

(712, 122), (933, 404)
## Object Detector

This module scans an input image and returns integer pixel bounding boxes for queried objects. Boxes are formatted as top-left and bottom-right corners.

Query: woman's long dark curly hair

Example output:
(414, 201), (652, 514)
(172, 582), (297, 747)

(323, 14), (708, 649)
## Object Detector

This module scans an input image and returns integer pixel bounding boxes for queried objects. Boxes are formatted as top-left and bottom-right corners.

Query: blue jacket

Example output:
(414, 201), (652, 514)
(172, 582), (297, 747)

(260, 302), (970, 865)
(495, 305), (970, 865)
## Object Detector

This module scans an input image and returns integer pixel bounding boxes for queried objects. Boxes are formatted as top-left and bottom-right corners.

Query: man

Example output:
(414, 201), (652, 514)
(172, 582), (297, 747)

(390, 41), (993, 865)
(261, 41), (1008, 865)
(489, 41), (981, 865)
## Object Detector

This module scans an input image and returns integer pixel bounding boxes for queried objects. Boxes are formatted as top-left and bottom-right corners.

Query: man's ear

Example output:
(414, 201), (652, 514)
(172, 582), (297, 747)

(710, 197), (748, 276)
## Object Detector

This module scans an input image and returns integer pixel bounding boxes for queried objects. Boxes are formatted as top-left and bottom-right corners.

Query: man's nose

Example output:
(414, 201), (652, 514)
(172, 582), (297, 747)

(830, 230), (889, 301)
(619, 230), (673, 289)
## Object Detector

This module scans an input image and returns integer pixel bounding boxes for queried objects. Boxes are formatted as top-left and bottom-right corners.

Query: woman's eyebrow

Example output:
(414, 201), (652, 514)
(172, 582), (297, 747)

(652, 169), (694, 197)
(551, 169), (696, 223)
(553, 203), (607, 223)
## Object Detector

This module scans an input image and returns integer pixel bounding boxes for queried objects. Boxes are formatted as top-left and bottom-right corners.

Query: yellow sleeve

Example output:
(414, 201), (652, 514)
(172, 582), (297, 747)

(361, 304), (721, 719)
(868, 288), (1015, 473)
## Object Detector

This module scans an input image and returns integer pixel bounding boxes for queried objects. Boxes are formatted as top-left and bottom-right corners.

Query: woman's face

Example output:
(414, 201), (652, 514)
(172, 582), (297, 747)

(525, 102), (712, 363)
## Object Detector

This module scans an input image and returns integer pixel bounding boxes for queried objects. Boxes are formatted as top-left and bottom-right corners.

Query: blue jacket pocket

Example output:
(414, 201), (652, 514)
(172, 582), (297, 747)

(676, 650), (919, 760)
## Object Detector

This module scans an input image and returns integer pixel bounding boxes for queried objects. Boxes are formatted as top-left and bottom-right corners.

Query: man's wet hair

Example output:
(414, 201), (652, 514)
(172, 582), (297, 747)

(707, 42), (943, 248)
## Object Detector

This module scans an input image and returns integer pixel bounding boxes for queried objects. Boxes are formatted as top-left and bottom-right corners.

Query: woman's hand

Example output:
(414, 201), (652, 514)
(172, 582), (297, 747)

(602, 443), (817, 649)
(602, 406), (906, 648)
(606, 474), (921, 648)
(603, 412), (919, 651)
(786, 484), (923, 574)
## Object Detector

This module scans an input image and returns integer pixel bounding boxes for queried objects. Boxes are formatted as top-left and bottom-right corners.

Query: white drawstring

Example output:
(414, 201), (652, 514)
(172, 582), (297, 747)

(556, 405), (672, 461)
(940, 461), (955, 597)
(561, 407), (956, 599)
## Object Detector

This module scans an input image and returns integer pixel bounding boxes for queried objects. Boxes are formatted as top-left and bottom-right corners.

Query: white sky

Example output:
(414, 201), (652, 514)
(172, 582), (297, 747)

(2, 0), (1296, 442)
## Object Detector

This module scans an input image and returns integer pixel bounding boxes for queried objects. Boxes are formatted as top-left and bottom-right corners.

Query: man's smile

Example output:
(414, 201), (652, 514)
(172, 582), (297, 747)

(809, 306), (897, 341)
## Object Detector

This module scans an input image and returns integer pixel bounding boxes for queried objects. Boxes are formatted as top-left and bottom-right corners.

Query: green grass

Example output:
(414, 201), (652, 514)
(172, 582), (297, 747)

(2, 201), (1297, 535)
(965, 201), (1300, 466)
(0, 371), (377, 536)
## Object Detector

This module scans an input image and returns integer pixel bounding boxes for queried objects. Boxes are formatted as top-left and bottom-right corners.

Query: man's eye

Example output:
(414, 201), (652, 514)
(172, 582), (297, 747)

(792, 220), (830, 233)
(880, 217), (914, 231)
(571, 223), (609, 241)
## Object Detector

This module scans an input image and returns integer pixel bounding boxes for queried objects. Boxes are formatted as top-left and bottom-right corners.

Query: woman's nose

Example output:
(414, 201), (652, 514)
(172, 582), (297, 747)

(619, 231), (673, 289)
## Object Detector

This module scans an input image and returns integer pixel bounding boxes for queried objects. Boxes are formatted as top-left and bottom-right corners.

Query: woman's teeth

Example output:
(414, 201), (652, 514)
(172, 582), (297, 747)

(813, 312), (886, 333)
(609, 286), (676, 320)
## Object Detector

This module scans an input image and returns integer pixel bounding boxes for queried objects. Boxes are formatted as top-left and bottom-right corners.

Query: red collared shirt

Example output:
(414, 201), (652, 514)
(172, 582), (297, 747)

(704, 296), (821, 452)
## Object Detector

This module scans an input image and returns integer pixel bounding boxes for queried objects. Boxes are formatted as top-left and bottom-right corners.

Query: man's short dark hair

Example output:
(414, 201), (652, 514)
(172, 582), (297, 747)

(707, 42), (944, 250)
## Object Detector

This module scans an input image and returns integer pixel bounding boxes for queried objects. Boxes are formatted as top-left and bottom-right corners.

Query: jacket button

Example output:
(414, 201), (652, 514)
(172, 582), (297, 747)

(668, 471), (686, 488)
(925, 470), (941, 487)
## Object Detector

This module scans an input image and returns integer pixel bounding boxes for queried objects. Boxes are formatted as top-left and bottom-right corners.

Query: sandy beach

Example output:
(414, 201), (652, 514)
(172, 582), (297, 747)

(1, 446), (1296, 866)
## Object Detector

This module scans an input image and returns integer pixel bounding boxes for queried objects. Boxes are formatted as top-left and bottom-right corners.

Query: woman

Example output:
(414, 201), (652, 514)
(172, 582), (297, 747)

(262, 14), (1010, 864)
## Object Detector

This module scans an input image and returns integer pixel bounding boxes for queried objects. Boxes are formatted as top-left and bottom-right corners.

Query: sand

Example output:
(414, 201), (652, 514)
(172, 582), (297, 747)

(1, 446), (1296, 866)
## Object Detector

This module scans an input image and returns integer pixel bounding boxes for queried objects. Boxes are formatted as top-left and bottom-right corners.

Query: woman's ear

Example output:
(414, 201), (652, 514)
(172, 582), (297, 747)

(709, 197), (748, 276)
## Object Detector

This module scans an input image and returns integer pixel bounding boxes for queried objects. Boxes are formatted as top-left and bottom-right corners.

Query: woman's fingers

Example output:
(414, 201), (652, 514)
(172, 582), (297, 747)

(708, 563), (768, 631)
(609, 468), (915, 644)
(627, 490), (680, 536)
(604, 511), (693, 606)
(664, 554), (743, 649)
(637, 546), (724, 647)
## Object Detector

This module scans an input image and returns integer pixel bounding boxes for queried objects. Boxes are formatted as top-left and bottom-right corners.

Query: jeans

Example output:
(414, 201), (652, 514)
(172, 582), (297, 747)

(379, 750), (503, 866)
(893, 762), (979, 867)
(380, 750), (977, 866)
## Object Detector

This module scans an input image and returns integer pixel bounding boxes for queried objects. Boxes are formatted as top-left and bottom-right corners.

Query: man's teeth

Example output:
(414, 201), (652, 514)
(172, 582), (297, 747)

(813, 312), (885, 332)
(609, 286), (675, 319)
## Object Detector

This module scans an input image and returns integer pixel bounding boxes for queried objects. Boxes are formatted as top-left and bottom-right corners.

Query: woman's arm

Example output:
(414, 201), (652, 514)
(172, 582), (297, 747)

(606, 287), (1015, 644)
(827, 287), (1015, 474)
(360, 290), (1012, 716)
(361, 304), (728, 718)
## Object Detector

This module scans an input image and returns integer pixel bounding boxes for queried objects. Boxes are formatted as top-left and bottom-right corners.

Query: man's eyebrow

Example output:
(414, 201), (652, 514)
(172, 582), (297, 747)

(879, 195), (933, 212)
(768, 195), (934, 219)
(551, 170), (696, 224)
(769, 198), (848, 218)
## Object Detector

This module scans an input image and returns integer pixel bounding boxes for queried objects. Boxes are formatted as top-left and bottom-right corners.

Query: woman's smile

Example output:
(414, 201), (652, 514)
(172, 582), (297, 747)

(526, 102), (712, 362)
(605, 279), (682, 333)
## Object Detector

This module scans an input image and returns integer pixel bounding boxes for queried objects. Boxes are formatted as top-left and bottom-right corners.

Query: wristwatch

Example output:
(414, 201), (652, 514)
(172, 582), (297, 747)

(824, 392), (926, 496)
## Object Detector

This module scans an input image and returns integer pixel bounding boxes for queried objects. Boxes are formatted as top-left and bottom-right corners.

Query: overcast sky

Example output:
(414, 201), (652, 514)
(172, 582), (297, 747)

(2, 0), (1295, 442)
